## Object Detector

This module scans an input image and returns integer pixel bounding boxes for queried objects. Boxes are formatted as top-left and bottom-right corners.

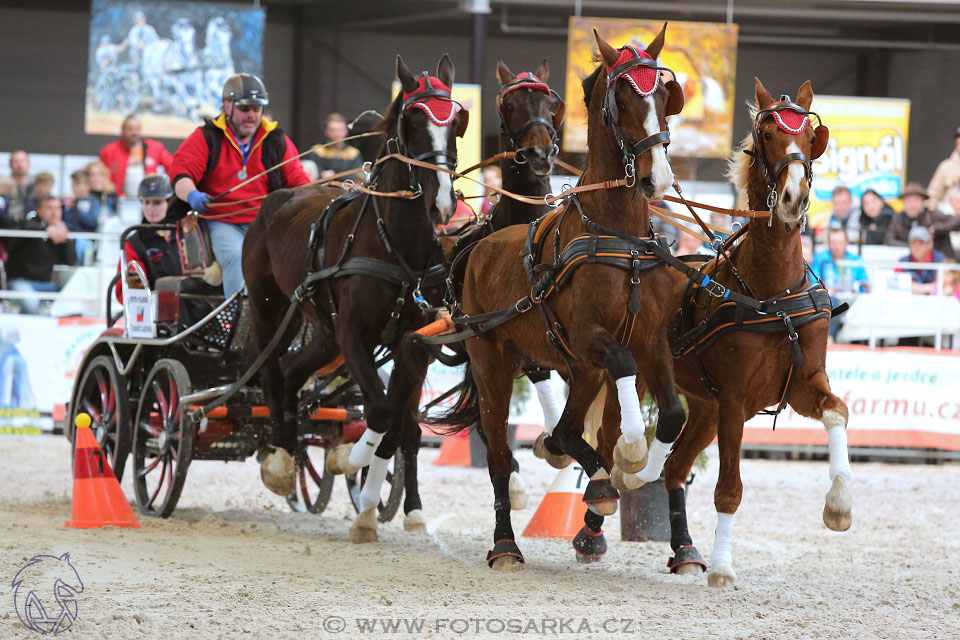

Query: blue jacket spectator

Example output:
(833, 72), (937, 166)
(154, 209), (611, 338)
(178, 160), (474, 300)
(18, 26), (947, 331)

(898, 226), (946, 293)
(810, 226), (870, 293)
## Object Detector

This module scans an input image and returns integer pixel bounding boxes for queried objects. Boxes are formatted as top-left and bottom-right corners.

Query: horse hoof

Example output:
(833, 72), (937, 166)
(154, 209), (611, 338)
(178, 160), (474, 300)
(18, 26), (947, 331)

(490, 556), (524, 572)
(349, 508), (378, 544)
(533, 433), (572, 469)
(584, 470), (619, 516)
(707, 564), (736, 589)
(403, 509), (427, 533)
(326, 444), (359, 476)
(823, 476), (852, 532)
(572, 526), (606, 563)
(259, 447), (296, 496)
(610, 465), (644, 492)
(674, 563), (702, 575)
(509, 472), (528, 510)
(613, 435), (649, 474)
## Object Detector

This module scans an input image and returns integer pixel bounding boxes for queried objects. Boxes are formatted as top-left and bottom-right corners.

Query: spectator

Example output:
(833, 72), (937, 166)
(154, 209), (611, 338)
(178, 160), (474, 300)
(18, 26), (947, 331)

(7, 150), (35, 224)
(62, 169), (100, 232)
(33, 172), (55, 201)
(673, 224), (712, 258)
(885, 182), (960, 259)
(926, 126), (960, 211)
(941, 259), (960, 301)
(480, 165), (502, 215)
(5, 196), (76, 315)
(99, 116), (174, 197)
(308, 113), (363, 180)
(823, 185), (859, 242)
(812, 225), (870, 340)
(855, 188), (894, 245)
(85, 161), (118, 224)
(944, 186), (960, 216)
(897, 226), (946, 295)
(0, 175), (14, 227)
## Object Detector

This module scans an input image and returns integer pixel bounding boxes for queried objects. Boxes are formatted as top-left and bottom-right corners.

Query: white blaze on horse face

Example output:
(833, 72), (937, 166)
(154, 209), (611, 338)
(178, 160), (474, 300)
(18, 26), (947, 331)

(778, 141), (806, 222)
(427, 122), (454, 220)
(643, 95), (674, 198)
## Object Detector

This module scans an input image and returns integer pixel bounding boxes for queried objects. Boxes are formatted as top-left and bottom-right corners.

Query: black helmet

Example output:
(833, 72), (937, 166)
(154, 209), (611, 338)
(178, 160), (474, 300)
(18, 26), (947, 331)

(137, 173), (173, 200)
(222, 73), (269, 106)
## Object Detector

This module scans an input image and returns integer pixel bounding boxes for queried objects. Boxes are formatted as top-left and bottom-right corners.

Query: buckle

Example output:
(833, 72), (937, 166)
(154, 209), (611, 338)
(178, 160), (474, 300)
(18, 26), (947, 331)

(515, 297), (533, 314)
(703, 279), (727, 298)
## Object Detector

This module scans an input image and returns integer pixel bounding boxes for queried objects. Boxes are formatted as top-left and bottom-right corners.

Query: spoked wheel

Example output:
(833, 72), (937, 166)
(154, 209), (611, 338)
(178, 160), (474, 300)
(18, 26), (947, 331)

(286, 437), (335, 514)
(345, 449), (404, 523)
(132, 359), (195, 518)
(70, 355), (131, 481)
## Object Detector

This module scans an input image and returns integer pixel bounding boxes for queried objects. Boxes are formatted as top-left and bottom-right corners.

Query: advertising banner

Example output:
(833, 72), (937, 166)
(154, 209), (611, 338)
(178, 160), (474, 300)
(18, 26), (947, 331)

(563, 17), (739, 158)
(808, 96), (911, 229)
(86, 0), (265, 139)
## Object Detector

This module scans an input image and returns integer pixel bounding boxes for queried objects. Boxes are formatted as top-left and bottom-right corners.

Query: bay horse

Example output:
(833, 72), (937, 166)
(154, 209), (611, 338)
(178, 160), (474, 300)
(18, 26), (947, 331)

(431, 26), (687, 569)
(241, 55), (468, 523)
(606, 78), (850, 588)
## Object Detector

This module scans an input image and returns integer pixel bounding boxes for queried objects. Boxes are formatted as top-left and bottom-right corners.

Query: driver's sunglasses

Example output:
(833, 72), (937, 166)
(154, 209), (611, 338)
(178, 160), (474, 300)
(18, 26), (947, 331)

(235, 104), (263, 113)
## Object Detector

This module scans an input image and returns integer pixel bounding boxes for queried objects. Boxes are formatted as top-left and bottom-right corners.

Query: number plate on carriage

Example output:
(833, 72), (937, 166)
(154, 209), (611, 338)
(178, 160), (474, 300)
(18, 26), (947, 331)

(125, 290), (158, 339)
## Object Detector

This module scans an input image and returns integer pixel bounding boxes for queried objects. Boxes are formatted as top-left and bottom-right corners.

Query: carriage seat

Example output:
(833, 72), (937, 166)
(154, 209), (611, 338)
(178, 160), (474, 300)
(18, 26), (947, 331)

(155, 276), (221, 325)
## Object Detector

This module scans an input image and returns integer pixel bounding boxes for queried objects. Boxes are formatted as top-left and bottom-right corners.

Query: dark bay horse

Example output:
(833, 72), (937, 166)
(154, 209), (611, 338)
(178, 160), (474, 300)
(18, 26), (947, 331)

(606, 78), (850, 588)
(432, 26), (687, 569)
(241, 55), (468, 526)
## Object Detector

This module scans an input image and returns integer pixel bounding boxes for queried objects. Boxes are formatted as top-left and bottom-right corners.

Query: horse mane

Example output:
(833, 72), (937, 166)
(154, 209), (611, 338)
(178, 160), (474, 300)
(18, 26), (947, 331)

(726, 101), (758, 195)
(581, 61), (603, 108)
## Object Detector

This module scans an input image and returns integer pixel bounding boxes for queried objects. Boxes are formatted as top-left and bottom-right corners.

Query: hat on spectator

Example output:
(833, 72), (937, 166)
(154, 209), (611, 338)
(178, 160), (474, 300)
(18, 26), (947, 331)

(900, 182), (929, 200)
(908, 225), (932, 243)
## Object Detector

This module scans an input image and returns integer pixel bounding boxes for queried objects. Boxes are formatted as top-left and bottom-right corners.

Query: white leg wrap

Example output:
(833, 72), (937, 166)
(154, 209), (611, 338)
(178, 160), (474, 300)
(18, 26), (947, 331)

(615, 375), (644, 444)
(358, 455), (390, 512)
(826, 423), (852, 483)
(710, 512), (735, 568)
(534, 379), (562, 436)
(348, 428), (384, 469)
(635, 437), (671, 483)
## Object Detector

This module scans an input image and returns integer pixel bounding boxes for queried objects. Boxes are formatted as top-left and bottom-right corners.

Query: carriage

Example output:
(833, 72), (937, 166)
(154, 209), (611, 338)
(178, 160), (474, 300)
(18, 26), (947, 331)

(64, 218), (404, 520)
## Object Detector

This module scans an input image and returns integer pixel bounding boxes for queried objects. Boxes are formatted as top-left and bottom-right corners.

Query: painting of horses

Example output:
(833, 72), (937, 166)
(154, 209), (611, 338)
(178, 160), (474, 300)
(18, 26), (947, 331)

(85, 0), (265, 139)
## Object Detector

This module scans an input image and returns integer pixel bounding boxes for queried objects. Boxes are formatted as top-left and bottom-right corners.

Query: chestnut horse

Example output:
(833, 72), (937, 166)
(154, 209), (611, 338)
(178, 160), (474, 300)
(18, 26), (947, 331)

(431, 26), (687, 568)
(605, 78), (850, 588)
(241, 55), (468, 515)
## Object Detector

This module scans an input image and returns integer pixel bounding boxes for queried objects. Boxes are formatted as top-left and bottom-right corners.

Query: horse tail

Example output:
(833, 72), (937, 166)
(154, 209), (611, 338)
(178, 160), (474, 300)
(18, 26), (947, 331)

(419, 359), (480, 436)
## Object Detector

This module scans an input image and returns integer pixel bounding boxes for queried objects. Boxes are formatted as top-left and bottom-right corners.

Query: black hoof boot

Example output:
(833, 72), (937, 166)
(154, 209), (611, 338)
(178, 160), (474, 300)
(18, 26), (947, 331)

(583, 476), (620, 516)
(486, 539), (525, 569)
(667, 545), (707, 573)
(572, 527), (607, 563)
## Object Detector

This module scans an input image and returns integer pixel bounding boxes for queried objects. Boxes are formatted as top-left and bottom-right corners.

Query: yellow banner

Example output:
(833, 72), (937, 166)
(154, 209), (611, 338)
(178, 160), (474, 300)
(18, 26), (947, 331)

(564, 17), (738, 158)
(809, 96), (911, 228)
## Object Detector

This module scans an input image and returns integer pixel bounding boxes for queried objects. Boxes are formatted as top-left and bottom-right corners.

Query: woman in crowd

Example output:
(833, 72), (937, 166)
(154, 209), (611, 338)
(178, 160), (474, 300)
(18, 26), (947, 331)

(85, 160), (118, 225)
(856, 188), (895, 245)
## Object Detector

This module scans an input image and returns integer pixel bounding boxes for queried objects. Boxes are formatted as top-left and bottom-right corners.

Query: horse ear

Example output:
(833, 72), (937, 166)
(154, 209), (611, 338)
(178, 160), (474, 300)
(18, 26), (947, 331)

(437, 53), (455, 88)
(551, 96), (566, 130)
(594, 29), (619, 67)
(456, 109), (470, 138)
(535, 58), (550, 82)
(496, 59), (514, 86)
(664, 80), (684, 116)
(754, 77), (774, 109)
(646, 22), (668, 60)
(796, 80), (814, 110)
(397, 55), (417, 94)
(811, 125), (829, 160)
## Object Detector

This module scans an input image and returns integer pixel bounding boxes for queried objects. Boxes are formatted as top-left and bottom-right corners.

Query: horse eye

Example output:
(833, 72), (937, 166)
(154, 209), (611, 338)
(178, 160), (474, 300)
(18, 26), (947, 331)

(763, 132), (773, 142)
(504, 103), (514, 113)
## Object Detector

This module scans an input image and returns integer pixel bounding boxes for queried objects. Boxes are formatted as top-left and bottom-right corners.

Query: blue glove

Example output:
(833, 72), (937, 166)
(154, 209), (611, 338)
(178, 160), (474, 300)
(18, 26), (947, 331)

(187, 190), (211, 212)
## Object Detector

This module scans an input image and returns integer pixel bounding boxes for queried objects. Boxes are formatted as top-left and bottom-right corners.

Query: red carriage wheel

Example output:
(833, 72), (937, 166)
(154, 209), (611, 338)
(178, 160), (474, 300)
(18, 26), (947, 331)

(286, 437), (335, 514)
(69, 355), (131, 481)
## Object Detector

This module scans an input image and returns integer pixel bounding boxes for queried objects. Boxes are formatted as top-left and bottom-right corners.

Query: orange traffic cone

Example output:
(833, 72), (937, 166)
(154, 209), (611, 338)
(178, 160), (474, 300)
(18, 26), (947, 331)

(433, 431), (471, 466)
(522, 463), (589, 539)
(65, 413), (140, 529)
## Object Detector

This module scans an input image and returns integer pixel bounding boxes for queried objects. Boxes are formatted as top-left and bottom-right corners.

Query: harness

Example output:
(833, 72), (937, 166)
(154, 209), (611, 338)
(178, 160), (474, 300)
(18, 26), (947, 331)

(497, 72), (564, 165)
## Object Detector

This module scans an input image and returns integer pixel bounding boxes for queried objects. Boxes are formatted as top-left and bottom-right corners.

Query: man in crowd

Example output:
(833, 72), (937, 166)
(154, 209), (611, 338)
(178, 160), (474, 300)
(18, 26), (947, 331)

(811, 224), (870, 339)
(308, 113), (363, 180)
(5, 196), (76, 315)
(826, 185), (859, 242)
(99, 116), (174, 197)
(33, 173), (54, 201)
(926, 126), (960, 211)
(885, 182), (960, 259)
(172, 73), (310, 296)
(7, 150), (35, 224)
(898, 226), (946, 295)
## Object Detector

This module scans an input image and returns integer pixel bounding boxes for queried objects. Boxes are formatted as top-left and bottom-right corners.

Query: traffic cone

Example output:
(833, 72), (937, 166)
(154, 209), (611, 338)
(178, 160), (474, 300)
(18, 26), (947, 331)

(522, 463), (589, 539)
(65, 413), (140, 529)
(433, 431), (471, 466)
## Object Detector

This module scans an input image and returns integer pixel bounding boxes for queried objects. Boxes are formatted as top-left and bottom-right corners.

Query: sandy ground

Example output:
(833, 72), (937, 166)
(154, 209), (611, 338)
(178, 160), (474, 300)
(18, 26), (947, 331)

(2, 434), (959, 639)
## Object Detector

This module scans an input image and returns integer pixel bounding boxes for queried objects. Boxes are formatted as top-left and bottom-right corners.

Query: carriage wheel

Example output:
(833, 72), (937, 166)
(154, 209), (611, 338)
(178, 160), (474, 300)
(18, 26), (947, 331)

(70, 355), (131, 482)
(116, 73), (139, 115)
(345, 449), (404, 523)
(286, 437), (335, 514)
(132, 359), (195, 518)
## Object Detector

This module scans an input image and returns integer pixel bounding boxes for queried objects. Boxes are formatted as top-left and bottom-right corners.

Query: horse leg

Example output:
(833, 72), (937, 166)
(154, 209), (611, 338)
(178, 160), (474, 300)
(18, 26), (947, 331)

(606, 343), (652, 475)
(529, 369), (572, 469)
(707, 397), (747, 588)
(789, 370), (853, 531)
(662, 395), (718, 576)
(400, 390), (428, 532)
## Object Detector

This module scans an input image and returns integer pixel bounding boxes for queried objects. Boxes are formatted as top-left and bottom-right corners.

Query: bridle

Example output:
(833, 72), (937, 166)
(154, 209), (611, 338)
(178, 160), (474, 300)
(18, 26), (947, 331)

(601, 46), (679, 187)
(496, 73), (564, 166)
(744, 96), (828, 225)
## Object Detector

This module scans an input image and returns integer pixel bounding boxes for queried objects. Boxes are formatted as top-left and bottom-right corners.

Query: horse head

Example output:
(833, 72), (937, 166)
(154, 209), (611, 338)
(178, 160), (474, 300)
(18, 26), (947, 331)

(748, 78), (829, 226)
(495, 59), (564, 177)
(393, 53), (469, 226)
(589, 24), (684, 201)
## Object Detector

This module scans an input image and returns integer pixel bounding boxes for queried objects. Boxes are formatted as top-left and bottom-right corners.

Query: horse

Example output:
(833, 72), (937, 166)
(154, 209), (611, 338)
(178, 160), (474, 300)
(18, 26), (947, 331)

(202, 16), (234, 108)
(241, 54), (468, 540)
(604, 78), (849, 588)
(429, 25), (687, 569)
(140, 17), (202, 116)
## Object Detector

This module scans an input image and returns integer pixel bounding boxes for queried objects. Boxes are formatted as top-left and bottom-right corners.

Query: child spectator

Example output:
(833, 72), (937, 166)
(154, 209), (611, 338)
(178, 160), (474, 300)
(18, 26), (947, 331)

(32, 173), (55, 201)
